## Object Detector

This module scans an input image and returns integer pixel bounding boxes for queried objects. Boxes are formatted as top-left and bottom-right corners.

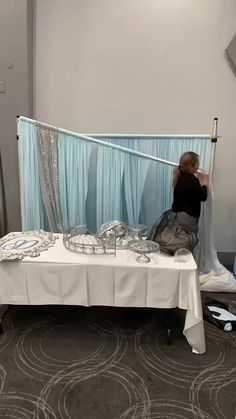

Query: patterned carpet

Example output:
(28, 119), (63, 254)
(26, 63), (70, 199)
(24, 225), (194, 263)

(0, 304), (235, 419)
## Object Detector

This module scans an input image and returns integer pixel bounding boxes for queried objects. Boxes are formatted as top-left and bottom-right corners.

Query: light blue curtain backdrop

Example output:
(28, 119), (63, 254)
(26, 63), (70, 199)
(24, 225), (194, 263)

(18, 119), (211, 233)
(58, 133), (92, 228)
(94, 136), (211, 230)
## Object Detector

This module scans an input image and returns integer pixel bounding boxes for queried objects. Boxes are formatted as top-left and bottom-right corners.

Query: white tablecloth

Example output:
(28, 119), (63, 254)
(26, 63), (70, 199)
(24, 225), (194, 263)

(0, 235), (205, 354)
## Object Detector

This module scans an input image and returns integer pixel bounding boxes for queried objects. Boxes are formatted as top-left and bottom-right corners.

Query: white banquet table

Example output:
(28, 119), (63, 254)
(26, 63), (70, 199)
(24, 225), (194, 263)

(0, 235), (206, 354)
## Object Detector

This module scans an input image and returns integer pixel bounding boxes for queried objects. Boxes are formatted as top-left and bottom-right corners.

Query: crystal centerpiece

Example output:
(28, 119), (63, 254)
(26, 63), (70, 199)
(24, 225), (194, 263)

(99, 221), (132, 249)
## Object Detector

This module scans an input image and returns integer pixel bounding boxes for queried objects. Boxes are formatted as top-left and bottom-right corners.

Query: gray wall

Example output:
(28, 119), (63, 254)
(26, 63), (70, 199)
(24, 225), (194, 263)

(34, 0), (236, 252)
(0, 0), (32, 231)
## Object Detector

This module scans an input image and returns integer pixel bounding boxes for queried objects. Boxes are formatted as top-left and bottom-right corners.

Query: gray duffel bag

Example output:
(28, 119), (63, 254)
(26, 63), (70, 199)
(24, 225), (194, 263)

(149, 210), (198, 255)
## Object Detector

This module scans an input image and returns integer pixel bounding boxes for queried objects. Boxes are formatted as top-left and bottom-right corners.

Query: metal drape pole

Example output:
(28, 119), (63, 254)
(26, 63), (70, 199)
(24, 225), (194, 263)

(16, 115), (20, 140)
(210, 117), (218, 182)
(18, 117), (179, 168)
(18, 116), (212, 170)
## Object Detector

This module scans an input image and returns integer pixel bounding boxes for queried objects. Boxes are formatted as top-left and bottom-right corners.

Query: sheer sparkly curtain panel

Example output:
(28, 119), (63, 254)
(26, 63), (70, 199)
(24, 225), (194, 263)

(36, 125), (63, 232)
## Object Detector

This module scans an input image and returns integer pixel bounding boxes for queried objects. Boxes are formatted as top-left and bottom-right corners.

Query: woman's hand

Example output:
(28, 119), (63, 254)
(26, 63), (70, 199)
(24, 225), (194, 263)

(198, 172), (210, 187)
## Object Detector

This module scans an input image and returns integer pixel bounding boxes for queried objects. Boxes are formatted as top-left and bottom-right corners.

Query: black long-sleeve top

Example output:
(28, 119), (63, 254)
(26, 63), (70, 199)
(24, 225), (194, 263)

(172, 172), (207, 219)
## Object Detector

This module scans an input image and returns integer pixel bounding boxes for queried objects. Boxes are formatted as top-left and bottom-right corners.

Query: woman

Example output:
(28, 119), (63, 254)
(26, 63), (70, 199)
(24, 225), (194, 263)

(150, 152), (209, 254)
(172, 151), (209, 223)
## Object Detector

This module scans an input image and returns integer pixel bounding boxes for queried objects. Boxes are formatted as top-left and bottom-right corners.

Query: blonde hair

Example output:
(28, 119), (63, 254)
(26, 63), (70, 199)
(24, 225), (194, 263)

(173, 152), (199, 187)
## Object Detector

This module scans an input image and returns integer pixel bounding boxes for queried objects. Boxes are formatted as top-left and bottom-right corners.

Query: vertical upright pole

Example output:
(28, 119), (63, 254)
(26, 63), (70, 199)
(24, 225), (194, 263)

(210, 117), (218, 182)
(16, 115), (20, 141)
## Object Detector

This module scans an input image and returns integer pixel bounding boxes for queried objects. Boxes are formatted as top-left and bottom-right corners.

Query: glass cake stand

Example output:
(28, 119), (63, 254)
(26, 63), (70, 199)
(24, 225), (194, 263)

(128, 240), (160, 264)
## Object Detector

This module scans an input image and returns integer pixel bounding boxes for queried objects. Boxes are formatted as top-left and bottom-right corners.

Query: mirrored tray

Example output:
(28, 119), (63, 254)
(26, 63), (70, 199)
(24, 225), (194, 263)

(63, 226), (116, 255)
(128, 240), (160, 264)
(0, 231), (57, 262)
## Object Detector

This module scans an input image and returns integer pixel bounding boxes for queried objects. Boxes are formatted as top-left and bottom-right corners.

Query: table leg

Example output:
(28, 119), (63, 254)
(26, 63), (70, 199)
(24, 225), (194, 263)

(0, 305), (8, 335)
(166, 310), (172, 345)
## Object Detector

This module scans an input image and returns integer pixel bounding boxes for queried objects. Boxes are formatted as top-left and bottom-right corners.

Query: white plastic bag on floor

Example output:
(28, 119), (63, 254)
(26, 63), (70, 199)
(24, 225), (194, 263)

(200, 268), (236, 292)
(195, 189), (236, 292)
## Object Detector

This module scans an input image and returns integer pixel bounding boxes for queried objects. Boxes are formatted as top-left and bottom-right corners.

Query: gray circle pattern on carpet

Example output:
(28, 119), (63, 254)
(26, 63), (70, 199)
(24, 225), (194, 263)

(0, 306), (235, 418)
